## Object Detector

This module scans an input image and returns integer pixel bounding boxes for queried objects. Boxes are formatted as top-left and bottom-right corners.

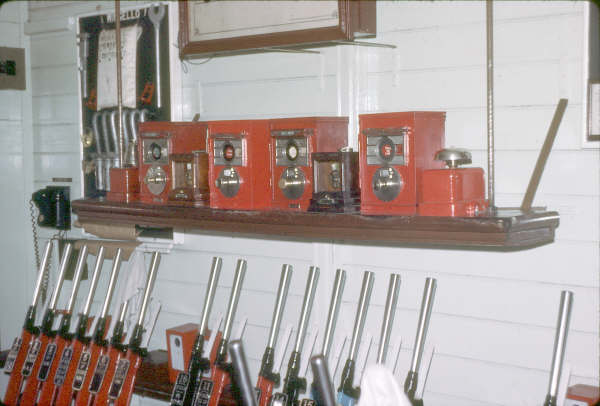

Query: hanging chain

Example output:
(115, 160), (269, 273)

(29, 198), (67, 304)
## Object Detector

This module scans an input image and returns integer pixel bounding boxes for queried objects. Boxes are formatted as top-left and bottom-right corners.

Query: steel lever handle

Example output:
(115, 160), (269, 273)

(310, 355), (337, 406)
(100, 248), (123, 320)
(544, 290), (573, 406)
(48, 243), (73, 311)
(349, 271), (374, 361)
(322, 269), (346, 360)
(199, 257), (223, 337)
(377, 274), (401, 364)
(294, 266), (320, 353)
(409, 278), (436, 374)
(65, 245), (89, 313)
(229, 340), (257, 406)
(223, 259), (247, 341)
(30, 241), (53, 308)
(82, 246), (106, 317)
(268, 264), (293, 349)
(137, 252), (161, 327)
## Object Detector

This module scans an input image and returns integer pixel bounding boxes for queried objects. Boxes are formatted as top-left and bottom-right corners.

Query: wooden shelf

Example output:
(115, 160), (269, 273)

(72, 199), (559, 249)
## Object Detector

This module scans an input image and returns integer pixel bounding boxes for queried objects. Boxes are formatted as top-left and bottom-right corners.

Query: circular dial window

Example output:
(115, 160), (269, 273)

(149, 143), (162, 161)
(223, 143), (235, 161)
(286, 141), (299, 162)
(377, 137), (396, 162)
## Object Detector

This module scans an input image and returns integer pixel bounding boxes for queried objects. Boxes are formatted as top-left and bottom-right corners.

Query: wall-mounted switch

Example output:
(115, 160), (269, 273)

(0, 47), (25, 90)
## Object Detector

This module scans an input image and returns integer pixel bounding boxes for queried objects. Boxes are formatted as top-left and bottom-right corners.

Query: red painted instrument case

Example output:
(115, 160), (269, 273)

(358, 112), (445, 215)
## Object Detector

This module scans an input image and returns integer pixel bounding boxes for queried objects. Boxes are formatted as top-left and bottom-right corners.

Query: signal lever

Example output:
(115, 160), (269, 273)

(543, 290), (573, 406)
(404, 278), (437, 406)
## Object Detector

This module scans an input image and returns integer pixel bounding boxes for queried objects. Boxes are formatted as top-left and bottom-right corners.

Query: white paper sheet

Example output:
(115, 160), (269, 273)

(96, 25), (141, 110)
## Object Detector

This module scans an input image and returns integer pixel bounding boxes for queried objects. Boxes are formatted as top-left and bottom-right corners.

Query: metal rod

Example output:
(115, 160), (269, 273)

(322, 269), (346, 360)
(294, 266), (320, 353)
(82, 246), (106, 316)
(121, 109), (130, 158)
(409, 278), (437, 373)
(222, 259), (247, 341)
(100, 248), (123, 320)
(486, 0), (495, 209)
(65, 245), (89, 313)
(545, 291), (573, 402)
(377, 274), (401, 364)
(199, 257), (223, 337)
(118, 300), (129, 324)
(267, 264), (293, 349)
(92, 112), (104, 154)
(115, 0), (125, 167)
(310, 355), (337, 406)
(521, 99), (568, 211)
(137, 252), (161, 326)
(229, 340), (258, 406)
(349, 271), (374, 361)
(31, 241), (53, 308)
(48, 243), (73, 311)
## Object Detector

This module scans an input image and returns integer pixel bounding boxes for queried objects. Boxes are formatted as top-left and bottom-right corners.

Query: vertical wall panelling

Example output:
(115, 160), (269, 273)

(6, 1), (598, 405)
(0, 0), (32, 350)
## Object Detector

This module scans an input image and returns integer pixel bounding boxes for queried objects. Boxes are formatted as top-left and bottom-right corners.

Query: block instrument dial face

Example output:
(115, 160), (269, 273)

(372, 166), (403, 202)
(278, 166), (306, 200)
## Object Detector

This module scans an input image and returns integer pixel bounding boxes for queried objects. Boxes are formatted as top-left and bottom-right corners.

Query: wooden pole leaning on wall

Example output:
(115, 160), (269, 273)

(115, 0), (125, 167)
(520, 99), (568, 212)
(486, 0), (496, 210)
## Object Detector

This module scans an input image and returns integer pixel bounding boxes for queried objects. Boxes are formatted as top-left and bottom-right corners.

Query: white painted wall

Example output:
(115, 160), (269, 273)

(0, 1), (35, 350)
(0, 2), (596, 405)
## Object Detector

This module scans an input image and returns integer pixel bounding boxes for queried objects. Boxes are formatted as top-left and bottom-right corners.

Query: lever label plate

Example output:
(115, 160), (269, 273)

(4, 337), (22, 374)
(54, 346), (74, 385)
(37, 342), (57, 381)
(72, 350), (91, 390)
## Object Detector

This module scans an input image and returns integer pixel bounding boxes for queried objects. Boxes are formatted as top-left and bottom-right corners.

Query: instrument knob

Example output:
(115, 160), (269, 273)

(435, 148), (472, 169)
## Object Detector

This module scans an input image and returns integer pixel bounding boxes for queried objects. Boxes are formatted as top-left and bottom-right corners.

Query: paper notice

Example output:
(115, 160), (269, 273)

(96, 25), (141, 110)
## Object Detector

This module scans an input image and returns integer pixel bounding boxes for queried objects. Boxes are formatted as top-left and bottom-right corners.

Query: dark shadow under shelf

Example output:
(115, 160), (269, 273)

(72, 199), (560, 249)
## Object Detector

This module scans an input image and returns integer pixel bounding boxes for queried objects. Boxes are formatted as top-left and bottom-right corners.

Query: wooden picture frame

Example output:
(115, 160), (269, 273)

(178, 0), (376, 59)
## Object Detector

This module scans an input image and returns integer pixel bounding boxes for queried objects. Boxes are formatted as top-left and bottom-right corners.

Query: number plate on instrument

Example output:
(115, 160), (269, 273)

(270, 393), (288, 406)
(108, 358), (129, 399)
(88, 354), (109, 394)
(4, 337), (22, 374)
(72, 350), (91, 390)
(37, 342), (57, 381)
(54, 346), (73, 385)
(170, 372), (190, 406)
(21, 339), (42, 377)
(192, 378), (213, 406)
